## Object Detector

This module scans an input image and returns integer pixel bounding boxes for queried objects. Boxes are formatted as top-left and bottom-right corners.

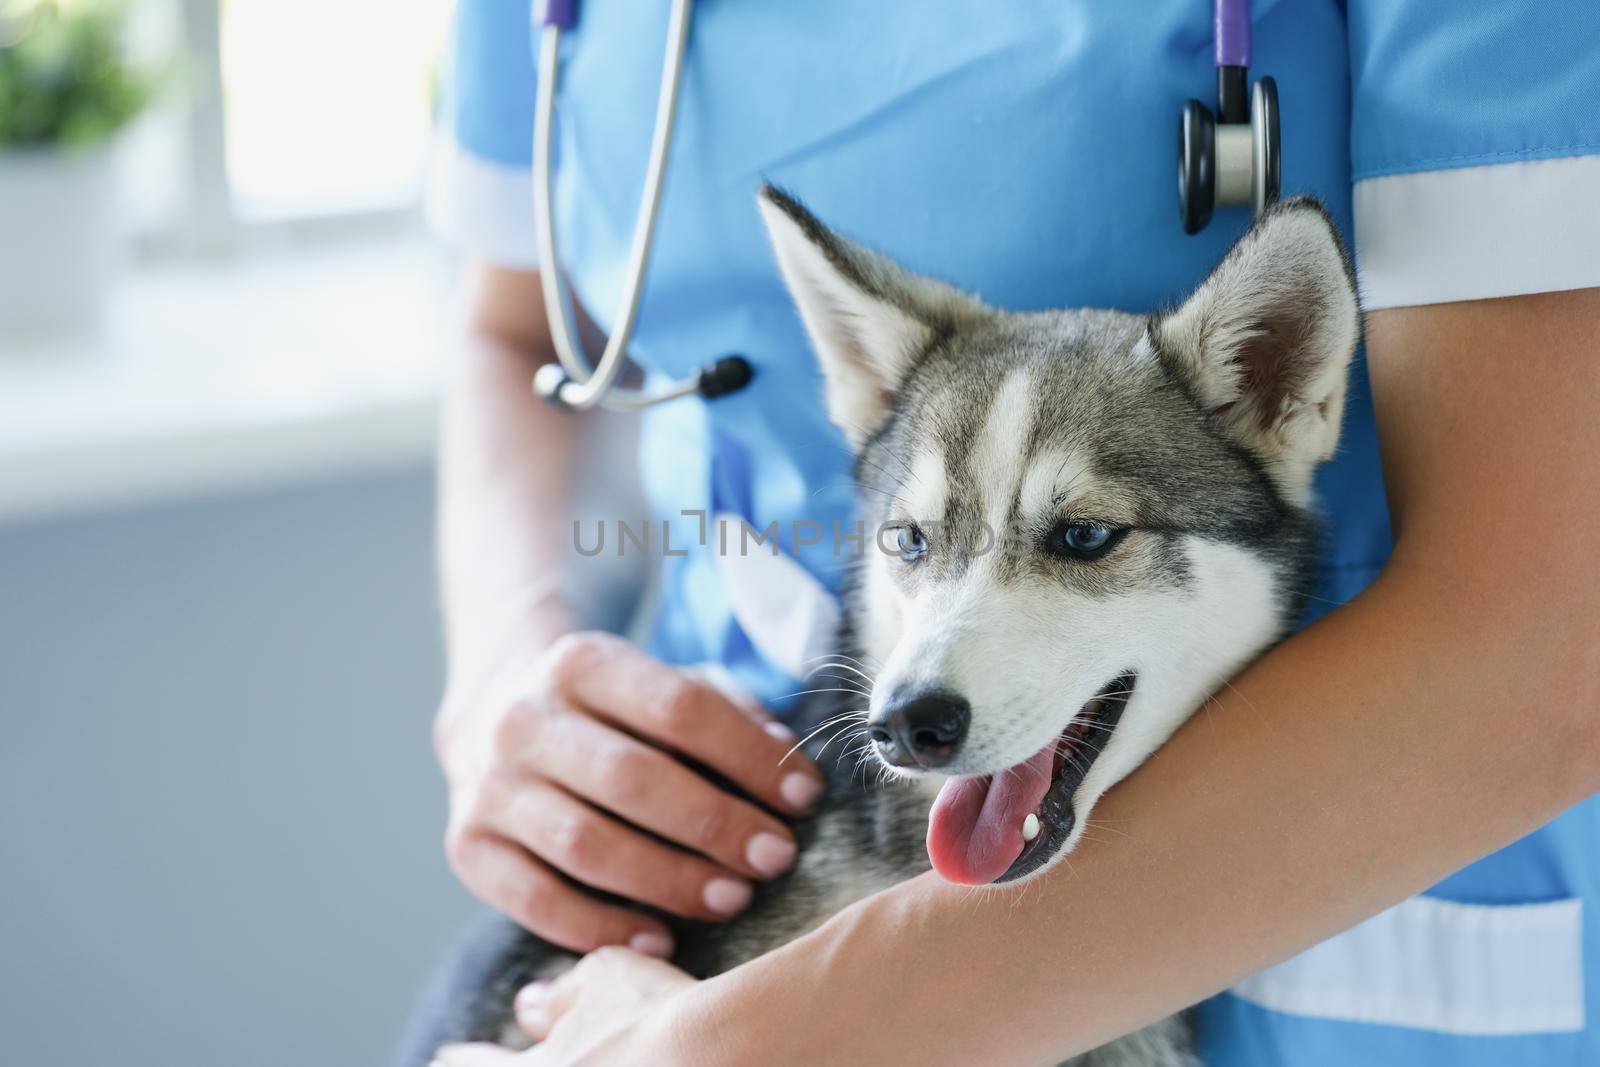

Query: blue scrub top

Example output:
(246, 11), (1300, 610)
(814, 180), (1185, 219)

(436, 2), (1600, 1063)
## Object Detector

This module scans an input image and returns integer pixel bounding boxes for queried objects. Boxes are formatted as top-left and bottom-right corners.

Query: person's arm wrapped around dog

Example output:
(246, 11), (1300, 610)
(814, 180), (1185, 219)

(620, 9), (1600, 1056)
(489, 287), (1600, 1067)
(766, 288), (1600, 1067)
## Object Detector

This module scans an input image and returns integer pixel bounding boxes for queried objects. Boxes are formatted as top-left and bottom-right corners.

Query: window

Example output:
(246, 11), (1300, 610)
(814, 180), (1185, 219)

(219, 0), (451, 221)
(134, 0), (453, 244)
(0, 0), (462, 520)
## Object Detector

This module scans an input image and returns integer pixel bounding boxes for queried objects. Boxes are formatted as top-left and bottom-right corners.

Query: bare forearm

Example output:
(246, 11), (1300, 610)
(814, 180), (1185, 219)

(671, 291), (1600, 1065)
(688, 573), (1593, 1064)
(437, 265), (577, 682)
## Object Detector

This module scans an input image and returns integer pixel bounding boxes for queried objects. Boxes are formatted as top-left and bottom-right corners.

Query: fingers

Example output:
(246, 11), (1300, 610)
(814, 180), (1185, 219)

(445, 631), (823, 945)
(514, 948), (696, 1044)
(445, 829), (675, 957)
(487, 778), (757, 921)
(514, 983), (559, 1045)
(545, 632), (826, 815)
(531, 710), (802, 881)
(684, 661), (775, 726)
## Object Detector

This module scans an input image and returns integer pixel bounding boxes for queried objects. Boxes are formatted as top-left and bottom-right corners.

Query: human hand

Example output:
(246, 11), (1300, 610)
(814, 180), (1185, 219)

(435, 630), (824, 956)
(432, 948), (699, 1067)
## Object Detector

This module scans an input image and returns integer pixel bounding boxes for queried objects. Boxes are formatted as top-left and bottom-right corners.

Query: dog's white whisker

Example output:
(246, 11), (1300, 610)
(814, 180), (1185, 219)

(800, 650), (877, 668)
(784, 725), (846, 764)
(812, 719), (872, 761)
(803, 674), (872, 696)
(783, 711), (870, 762)
(804, 661), (879, 687)
(803, 659), (882, 684)
(1047, 744), (1094, 780)
(806, 677), (872, 698)
(775, 686), (874, 700)
(794, 711), (869, 740)
(847, 740), (881, 785)
(1058, 720), (1117, 736)
(854, 452), (918, 491)
(1081, 819), (1131, 841)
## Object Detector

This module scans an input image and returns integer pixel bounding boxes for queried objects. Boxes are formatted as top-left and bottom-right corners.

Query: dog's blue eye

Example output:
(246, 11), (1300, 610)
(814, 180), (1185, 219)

(896, 524), (928, 562)
(1048, 523), (1122, 560)
(1065, 525), (1112, 551)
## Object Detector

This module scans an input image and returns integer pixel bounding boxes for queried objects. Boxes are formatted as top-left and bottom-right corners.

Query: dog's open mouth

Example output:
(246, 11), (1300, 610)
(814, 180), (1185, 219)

(925, 672), (1137, 885)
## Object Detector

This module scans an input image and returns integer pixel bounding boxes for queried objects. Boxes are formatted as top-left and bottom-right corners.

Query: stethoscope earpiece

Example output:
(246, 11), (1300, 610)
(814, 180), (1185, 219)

(1179, 1), (1281, 234)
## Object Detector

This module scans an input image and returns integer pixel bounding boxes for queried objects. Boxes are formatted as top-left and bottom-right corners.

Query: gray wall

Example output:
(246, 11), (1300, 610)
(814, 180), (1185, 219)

(0, 466), (483, 1066)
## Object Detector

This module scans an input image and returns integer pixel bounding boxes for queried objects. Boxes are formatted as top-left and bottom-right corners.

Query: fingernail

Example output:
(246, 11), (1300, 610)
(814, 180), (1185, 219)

(745, 831), (797, 877)
(628, 930), (675, 958)
(703, 876), (754, 915)
(514, 985), (551, 1032)
(765, 721), (797, 743)
(781, 771), (824, 811)
(514, 982), (550, 1014)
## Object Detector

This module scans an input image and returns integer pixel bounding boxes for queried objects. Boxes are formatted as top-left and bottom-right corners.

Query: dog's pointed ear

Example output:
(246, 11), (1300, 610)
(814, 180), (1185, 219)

(758, 185), (990, 448)
(1153, 198), (1360, 502)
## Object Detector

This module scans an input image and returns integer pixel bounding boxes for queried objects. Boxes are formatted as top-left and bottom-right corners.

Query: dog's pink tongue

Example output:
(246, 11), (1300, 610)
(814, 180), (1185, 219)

(926, 745), (1054, 885)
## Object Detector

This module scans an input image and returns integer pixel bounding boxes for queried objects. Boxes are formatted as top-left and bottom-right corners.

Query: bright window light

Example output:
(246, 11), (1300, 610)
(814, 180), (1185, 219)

(220, 0), (453, 219)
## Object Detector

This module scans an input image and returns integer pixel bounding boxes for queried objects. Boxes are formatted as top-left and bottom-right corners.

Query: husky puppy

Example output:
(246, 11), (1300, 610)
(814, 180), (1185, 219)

(428, 188), (1359, 1067)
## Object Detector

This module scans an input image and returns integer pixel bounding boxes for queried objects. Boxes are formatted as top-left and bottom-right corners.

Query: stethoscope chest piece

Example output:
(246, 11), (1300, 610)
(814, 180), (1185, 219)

(1179, 76), (1279, 234)
(1179, 0), (1281, 234)
(533, 353), (753, 409)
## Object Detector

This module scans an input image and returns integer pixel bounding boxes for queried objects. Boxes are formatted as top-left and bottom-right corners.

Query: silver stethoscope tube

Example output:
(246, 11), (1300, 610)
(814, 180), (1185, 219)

(531, 0), (706, 412)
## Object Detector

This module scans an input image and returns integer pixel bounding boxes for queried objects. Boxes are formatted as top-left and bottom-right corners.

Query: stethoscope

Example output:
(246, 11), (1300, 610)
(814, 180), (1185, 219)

(1180, 0), (1281, 234)
(530, 0), (751, 412)
(529, 0), (1280, 412)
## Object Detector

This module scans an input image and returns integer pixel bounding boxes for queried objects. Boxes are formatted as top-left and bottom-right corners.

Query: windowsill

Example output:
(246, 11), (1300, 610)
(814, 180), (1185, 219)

(0, 230), (453, 525)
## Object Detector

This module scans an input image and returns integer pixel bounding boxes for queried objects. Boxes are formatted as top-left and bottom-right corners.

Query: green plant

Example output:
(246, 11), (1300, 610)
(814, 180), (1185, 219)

(0, 0), (159, 150)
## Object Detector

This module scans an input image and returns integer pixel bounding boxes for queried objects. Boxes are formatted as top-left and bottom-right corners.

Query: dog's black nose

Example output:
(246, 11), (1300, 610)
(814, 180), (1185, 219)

(868, 692), (970, 768)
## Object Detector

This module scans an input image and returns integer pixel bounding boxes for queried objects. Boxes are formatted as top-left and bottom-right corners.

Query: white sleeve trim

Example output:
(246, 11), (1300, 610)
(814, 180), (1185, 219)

(1232, 895), (1585, 1036)
(1354, 154), (1600, 311)
(424, 134), (541, 271)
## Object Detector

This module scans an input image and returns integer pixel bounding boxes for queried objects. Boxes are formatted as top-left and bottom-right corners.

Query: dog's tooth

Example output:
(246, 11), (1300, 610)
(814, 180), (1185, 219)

(1022, 812), (1040, 842)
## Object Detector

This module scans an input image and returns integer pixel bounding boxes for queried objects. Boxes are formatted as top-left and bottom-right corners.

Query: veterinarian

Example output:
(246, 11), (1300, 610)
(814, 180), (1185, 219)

(404, 2), (1600, 1064)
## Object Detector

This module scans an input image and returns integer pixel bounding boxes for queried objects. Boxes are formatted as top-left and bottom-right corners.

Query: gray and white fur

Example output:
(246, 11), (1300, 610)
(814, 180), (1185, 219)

(423, 188), (1360, 1067)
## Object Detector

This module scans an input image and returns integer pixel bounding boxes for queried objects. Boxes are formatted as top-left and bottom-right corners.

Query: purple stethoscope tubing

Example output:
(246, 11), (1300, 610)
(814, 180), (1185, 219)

(1213, 0), (1251, 69)
(536, 0), (578, 30)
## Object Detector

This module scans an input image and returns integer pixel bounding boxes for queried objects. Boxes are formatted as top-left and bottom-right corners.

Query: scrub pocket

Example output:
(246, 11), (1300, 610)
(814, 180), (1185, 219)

(1231, 895), (1585, 1035)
